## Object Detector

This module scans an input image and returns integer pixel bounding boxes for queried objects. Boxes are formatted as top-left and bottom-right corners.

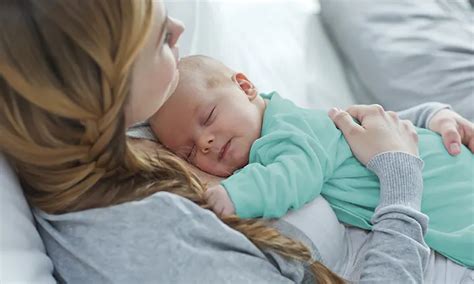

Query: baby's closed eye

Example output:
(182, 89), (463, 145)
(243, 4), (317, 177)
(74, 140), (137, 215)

(203, 106), (216, 126)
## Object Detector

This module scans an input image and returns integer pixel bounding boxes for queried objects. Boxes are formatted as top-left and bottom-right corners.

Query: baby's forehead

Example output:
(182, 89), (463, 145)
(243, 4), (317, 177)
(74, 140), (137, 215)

(166, 87), (206, 120)
(174, 78), (212, 104)
(179, 62), (229, 89)
(180, 70), (221, 90)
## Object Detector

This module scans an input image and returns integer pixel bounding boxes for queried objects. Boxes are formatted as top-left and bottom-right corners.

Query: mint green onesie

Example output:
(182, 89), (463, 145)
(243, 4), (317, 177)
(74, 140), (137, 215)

(221, 92), (474, 268)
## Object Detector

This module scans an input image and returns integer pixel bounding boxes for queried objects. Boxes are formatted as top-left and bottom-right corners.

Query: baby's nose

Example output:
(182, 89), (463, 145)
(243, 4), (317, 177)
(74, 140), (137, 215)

(199, 137), (214, 154)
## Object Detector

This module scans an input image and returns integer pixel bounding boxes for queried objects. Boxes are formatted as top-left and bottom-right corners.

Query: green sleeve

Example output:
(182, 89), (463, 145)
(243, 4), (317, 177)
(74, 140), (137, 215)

(221, 126), (333, 219)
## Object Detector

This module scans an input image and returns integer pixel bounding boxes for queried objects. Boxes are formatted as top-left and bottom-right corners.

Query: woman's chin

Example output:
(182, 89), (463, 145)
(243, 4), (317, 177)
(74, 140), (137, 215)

(162, 70), (180, 104)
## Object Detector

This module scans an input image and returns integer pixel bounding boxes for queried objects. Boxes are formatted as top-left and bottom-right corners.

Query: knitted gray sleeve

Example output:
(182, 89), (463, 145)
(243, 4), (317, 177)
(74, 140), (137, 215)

(354, 152), (430, 283)
(396, 102), (451, 128)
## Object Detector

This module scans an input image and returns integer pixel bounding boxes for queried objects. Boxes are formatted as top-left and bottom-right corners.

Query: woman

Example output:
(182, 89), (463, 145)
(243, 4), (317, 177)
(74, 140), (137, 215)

(0, 0), (472, 282)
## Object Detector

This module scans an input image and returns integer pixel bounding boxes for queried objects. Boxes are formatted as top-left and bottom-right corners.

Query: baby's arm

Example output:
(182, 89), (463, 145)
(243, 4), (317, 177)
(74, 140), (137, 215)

(220, 133), (331, 219)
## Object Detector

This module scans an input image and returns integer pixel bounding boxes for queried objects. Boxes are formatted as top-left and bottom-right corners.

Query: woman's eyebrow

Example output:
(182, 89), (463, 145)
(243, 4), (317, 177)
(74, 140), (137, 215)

(155, 12), (169, 48)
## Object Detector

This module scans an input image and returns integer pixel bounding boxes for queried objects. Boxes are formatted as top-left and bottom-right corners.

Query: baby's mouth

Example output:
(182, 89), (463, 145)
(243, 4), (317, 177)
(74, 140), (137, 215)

(218, 139), (231, 161)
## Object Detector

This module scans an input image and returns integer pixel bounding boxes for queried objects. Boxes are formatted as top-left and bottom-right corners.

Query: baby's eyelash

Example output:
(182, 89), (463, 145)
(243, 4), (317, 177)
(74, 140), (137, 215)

(186, 145), (195, 161)
(204, 107), (216, 125)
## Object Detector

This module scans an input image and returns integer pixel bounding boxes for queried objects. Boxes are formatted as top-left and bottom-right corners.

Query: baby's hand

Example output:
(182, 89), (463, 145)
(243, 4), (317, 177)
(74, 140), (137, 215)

(204, 185), (235, 217)
(429, 109), (474, 155)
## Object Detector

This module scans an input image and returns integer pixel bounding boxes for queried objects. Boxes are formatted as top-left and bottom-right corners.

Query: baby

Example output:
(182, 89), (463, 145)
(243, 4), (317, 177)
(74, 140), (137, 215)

(150, 55), (474, 268)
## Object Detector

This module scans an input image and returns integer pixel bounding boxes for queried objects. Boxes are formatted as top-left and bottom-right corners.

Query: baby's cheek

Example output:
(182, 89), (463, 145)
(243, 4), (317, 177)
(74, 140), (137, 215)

(234, 150), (249, 170)
(196, 159), (221, 177)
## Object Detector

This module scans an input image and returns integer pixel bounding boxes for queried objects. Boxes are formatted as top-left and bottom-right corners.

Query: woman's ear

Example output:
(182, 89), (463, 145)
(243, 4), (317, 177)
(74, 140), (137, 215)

(232, 73), (258, 100)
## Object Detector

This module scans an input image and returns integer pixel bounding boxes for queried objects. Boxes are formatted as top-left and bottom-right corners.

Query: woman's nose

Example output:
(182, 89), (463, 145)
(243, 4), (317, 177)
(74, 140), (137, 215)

(169, 17), (184, 65)
(198, 134), (214, 154)
(168, 17), (185, 48)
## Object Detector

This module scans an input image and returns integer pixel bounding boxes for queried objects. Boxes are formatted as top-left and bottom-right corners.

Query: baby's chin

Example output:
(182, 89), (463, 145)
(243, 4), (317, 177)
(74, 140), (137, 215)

(223, 156), (249, 177)
(211, 165), (237, 178)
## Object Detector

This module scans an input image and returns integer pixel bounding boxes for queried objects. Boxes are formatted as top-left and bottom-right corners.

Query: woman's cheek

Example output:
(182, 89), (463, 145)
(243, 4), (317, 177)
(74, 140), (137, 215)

(159, 52), (178, 90)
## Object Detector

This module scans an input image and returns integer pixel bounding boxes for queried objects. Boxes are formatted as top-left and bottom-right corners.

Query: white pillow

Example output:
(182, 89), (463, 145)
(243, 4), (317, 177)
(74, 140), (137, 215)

(320, 0), (474, 120)
(166, 0), (356, 110)
(0, 154), (55, 283)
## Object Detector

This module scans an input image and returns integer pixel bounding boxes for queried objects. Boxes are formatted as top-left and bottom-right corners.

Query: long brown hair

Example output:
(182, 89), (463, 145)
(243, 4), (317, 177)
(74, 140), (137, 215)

(0, 0), (343, 283)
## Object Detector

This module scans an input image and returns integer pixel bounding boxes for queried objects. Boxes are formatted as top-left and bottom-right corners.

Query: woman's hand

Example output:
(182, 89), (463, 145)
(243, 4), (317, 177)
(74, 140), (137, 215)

(428, 109), (474, 155)
(328, 105), (419, 165)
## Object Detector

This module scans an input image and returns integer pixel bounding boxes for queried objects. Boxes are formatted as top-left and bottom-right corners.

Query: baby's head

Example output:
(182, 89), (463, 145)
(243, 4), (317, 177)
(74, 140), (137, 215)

(150, 55), (265, 177)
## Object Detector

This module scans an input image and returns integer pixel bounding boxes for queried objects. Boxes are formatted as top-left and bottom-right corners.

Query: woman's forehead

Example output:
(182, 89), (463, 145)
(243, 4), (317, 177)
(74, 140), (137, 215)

(152, 0), (167, 47)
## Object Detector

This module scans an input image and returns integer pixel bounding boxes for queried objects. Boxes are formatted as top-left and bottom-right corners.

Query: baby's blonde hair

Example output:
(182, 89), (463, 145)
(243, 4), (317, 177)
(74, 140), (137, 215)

(177, 55), (235, 90)
(0, 1), (343, 283)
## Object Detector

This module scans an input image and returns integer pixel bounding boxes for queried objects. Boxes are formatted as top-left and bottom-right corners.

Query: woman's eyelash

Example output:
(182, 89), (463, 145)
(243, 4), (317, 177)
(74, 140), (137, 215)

(164, 32), (172, 45)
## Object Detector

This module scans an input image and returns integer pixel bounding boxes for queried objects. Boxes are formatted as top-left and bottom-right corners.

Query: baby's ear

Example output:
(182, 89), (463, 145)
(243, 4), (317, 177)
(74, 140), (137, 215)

(232, 73), (258, 100)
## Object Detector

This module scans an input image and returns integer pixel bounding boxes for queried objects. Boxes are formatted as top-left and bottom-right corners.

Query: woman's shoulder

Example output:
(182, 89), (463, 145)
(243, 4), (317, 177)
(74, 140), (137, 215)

(33, 192), (286, 282)
(34, 192), (211, 228)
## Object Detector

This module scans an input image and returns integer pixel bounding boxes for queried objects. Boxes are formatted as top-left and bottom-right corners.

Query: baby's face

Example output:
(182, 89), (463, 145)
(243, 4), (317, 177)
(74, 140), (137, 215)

(151, 79), (264, 177)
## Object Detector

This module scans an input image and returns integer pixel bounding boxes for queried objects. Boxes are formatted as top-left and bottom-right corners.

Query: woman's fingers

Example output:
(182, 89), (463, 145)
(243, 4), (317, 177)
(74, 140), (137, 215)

(387, 111), (399, 122)
(402, 120), (417, 137)
(402, 120), (419, 155)
(428, 109), (474, 155)
(346, 104), (387, 126)
(330, 104), (419, 165)
(328, 108), (363, 136)
(441, 124), (462, 155)
(469, 137), (474, 154)
(432, 115), (462, 155)
(459, 117), (474, 153)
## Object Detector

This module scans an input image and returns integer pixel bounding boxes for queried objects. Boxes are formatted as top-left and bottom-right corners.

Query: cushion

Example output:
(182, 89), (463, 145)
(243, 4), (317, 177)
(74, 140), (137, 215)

(166, 0), (356, 110)
(0, 154), (55, 283)
(320, 0), (474, 121)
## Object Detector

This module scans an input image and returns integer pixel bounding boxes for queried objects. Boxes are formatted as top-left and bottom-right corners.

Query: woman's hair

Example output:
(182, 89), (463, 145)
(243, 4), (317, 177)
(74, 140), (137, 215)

(0, 1), (343, 283)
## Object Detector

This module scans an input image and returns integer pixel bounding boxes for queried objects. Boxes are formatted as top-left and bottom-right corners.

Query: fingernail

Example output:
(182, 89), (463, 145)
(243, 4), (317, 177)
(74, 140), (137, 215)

(328, 108), (338, 117)
(450, 143), (460, 154)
